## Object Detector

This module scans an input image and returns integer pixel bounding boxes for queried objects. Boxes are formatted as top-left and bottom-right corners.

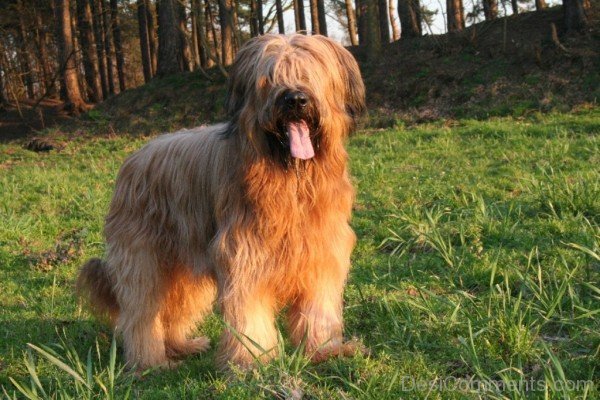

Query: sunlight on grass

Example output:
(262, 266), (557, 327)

(1, 110), (598, 398)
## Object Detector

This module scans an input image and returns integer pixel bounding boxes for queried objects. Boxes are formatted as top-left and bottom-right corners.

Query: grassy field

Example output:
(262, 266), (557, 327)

(1, 108), (599, 399)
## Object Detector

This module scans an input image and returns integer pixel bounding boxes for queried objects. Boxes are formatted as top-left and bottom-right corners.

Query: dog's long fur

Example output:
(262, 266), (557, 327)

(77, 34), (366, 370)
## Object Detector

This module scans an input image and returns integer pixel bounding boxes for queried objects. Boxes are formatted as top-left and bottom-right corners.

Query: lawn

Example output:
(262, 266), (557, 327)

(1, 109), (598, 399)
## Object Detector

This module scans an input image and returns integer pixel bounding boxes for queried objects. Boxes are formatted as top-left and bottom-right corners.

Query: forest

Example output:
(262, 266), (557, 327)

(0, 0), (591, 116)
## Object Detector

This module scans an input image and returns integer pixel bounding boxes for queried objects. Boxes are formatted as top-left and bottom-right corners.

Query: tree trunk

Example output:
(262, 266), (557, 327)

(146, 0), (158, 75)
(365, 0), (381, 59)
(276, 0), (285, 34)
(16, 0), (35, 99)
(564, 0), (587, 33)
(218, 0), (234, 65)
(389, 0), (400, 40)
(157, 0), (185, 75)
(446, 0), (465, 32)
(50, 0), (68, 101)
(76, 0), (101, 102)
(398, 0), (422, 38)
(109, 0), (126, 91)
(191, 0), (201, 68)
(101, 0), (116, 94)
(356, 0), (368, 45)
(196, 0), (209, 67)
(257, 0), (264, 34)
(345, 0), (358, 45)
(176, 0), (192, 71)
(378, 0), (390, 43)
(317, 0), (327, 36)
(34, 7), (56, 97)
(54, 0), (88, 113)
(207, 1), (220, 65)
(483, 0), (498, 20)
(294, 0), (307, 33)
(535, 0), (547, 10)
(310, 0), (320, 34)
(511, 0), (518, 14)
(91, 0), (108, 97)
(232, 1), (242, 51)
(250, 0), (259, 35)
(137, 0), (153, 82)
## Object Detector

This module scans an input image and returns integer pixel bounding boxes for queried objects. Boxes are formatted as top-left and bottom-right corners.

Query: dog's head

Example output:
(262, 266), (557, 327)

(226, 34), (365, 163)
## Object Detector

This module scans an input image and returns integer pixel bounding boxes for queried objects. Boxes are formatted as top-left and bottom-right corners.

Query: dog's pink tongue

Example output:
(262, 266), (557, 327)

(287, 120), (314, 160)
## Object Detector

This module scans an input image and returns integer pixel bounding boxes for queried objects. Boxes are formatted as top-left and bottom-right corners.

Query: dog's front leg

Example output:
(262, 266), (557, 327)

(287, 269), (347, 361)
(216, 287), (279, 369)
(287, 228), (364, 362)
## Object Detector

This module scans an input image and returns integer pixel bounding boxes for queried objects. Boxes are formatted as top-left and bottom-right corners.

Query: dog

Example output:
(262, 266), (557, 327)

(77, 33), (366, 370)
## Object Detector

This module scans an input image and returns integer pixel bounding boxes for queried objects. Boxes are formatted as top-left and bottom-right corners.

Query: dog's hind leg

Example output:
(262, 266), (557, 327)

(108, 248), (171, 370)
(161, 267), (216, 358)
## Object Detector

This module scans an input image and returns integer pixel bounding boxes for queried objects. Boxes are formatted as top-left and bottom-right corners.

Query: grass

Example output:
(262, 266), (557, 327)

(1, 108), (599, 398)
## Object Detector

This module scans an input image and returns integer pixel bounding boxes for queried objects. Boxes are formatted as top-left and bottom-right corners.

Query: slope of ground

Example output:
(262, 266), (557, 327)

(1, 6), (597, 139)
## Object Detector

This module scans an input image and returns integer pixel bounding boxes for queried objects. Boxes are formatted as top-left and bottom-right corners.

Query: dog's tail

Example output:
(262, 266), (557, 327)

(76, 258), (120, 323)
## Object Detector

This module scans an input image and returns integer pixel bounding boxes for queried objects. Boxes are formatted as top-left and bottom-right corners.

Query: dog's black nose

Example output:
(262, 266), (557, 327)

(284, 91), (309, 110)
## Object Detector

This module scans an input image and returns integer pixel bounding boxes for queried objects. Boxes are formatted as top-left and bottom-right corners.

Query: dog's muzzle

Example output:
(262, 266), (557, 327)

(280, 90), (314, 160)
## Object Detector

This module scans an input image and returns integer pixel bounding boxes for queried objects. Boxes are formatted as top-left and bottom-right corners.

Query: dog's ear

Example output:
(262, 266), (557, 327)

(314, 36), (366, 124)
(226, 36), (269, 118)
(339, 48), (366, 122)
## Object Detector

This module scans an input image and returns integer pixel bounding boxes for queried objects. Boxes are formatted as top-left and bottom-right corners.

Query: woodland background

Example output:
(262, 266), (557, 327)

(0, 0), (593, 120)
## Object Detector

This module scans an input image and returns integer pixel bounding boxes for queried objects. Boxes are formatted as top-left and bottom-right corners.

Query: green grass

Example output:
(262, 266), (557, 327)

(1, 109), (599, 399)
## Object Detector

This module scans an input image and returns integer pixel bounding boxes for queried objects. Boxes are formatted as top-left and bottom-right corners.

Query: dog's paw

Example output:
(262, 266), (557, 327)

(186, 336), (211, 354)
(310, 339), (369, 363)
(166, 336), (211, 358)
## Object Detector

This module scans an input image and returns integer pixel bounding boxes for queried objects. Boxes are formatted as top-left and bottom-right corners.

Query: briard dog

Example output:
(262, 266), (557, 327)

(77, 33), (366, 370)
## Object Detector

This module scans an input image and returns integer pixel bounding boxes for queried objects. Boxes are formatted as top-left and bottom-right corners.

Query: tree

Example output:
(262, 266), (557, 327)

(293, 0), (307, 33)
(398, 0), (422, 38)
(250, 0), (259, 35)
(191, 0), (206, 67)
(157, 0), (188, 75)
(53, 0), (89, 113)
(101, 0), (116, 94)
(176, 0), (192, 71)
(510, 0), (518, 14)
(389, 0), (400, 41)
(482, 0), (497, 20)
(257, 0), (264, 34)
(356, 0), (368, 44)
(276, 0), (285, 33)
(146, 0), (158, 74)
(365, 0), (381, 59)
(345, 0), (359, 45)
(33, 2), (56, 97)
(90, 0), (109, 97)
(309, 0), (320, 34)
(317, 0), (327, 36)
(563, 0), (587, 33)
(16, 0), (34, 99)
(378, 0), (390, 43)
(447, 0), (465, 32)
(76, 0), (102, 102)
(137, 0), (153, 82)
(110, 0), (126, 91)
(218, 0), (235, 65)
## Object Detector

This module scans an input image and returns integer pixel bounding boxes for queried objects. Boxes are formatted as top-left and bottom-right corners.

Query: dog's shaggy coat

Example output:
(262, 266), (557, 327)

(77, 34), (366, 370)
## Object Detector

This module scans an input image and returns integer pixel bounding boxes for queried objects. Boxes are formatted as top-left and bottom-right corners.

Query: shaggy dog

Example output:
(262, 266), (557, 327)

(77, 33), (366, 370)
